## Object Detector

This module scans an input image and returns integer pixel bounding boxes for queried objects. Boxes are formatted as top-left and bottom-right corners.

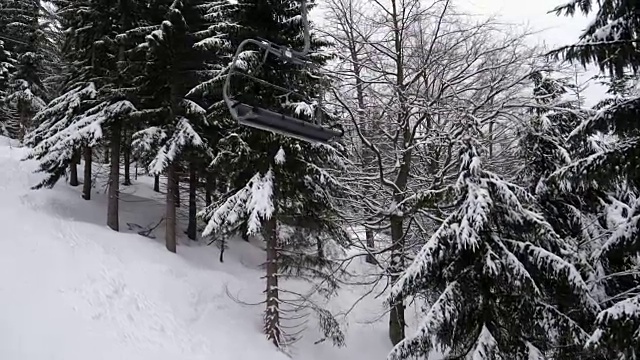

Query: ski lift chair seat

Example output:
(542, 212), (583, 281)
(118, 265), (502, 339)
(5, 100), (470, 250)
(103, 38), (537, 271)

(221, 0), (344, 144)
(231, 102), (342, 144)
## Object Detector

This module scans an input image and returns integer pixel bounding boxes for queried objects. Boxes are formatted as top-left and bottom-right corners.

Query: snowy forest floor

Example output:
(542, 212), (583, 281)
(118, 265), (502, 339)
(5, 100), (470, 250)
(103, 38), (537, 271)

(0, 136), (400, 359)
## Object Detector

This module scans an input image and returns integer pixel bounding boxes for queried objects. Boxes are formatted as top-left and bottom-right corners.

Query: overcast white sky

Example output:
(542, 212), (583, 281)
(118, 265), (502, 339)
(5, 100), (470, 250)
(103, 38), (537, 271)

(463, 0), (588, 47)
(463, 0), (607, 104)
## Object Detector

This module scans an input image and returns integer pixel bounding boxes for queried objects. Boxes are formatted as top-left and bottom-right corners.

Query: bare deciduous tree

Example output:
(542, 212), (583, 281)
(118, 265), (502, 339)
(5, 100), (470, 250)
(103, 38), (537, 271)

(324, 0), (544, 345)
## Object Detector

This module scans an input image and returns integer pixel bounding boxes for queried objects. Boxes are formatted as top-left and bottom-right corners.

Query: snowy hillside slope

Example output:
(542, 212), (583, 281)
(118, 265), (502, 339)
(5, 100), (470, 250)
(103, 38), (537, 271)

(0, 137), (393, 360)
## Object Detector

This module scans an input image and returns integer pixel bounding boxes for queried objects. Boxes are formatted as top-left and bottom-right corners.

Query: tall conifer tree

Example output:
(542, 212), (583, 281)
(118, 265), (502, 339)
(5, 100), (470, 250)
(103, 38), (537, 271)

(199, 0), (347, 348)
(132, 0), (225, 252)
(0, 39), (15, 136)
(1, 0), (47, 140)
(551, 1), (640, 355)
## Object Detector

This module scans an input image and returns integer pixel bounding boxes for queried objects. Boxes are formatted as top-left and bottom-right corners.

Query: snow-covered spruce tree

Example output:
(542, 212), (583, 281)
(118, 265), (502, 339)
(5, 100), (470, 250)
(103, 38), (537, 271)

(584, 187), (640, 356)
(518, 70), (605, 260)
(110, 0), (162, 190)
(0, 4), (18, 136)
(118, 0), (172, 183)
(25, 0), (103, 199)
(552, 0), (640, 78)
(184, 0), (250, 244)
(201, 144), (349, 348)
(37, 3), (66, 104)
(24, 83), (99, 188)
(550, 1), (640, 189)
(198, 0), (348, 348)
(26, 0), (138, 208)
(172, 0), (235, 242)
(388, 137), (601, 359)
(62, 0), (150, 231)
(550, 1), (640, 356)
(1, 0), (48, 141)
(546, 96), (640, 357)
(132, 0), (222, 253)
(0, 39), (12, 90)
(0, 39), (15, 136)
(102, 0), (136, 232)
(520, 71), (582, 189)
(517, 70), (615, 358)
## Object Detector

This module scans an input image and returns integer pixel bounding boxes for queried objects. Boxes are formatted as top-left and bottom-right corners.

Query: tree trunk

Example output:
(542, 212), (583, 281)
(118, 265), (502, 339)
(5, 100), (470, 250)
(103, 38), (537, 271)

(349, 23), (377, 266)
(488, 120), (494, 159)
(103, 146), (110, 164)
(388, 145), (411, 345)
(365, 229), (376, 264)
(187, 164), (197, 241)
(153, 174), (160, 192)
(317, 238), (324, 260)
(219, 239), (225, 263)
(387, 0), (409, 345)
(123, 130), (131, 186)
(387, 131), (412, 345)
(165, 163), (177, 253)
(240, 221), (250, 242)
(174, 173), (181, 208)
(107, 120), (121, 231)
(18, 106), (29, 142)
(69, 150), (79, 187)
(82, 146), (92, 200)
(108, 4), (128, 231)
(264, 215), (281, 346)
(205, 173), (212, 207)
(388, 215), (406, 345)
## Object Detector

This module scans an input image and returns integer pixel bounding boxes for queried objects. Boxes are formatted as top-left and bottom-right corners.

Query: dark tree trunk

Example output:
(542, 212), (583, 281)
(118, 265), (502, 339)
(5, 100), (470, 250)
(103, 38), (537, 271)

(82, 146), (92, 200)
(365, 229), (376, 264)
(103, 146), (110, 164)
(264, 215), (281, 346)
(187, 164), (197, 241)
(69, 150), (79, 187)
(389, 300), (406, 346)
(108, 5), (128, 231)
(349, 27), (377, 266)
(153, 174), (160, 192)
(107, 120), (121, 231)
(388, 215), (406, 345)
(205, 173), (212, 207)
(18, 106), (29, 142)
(165, 163), (177, 253)
(240, 221), (249, 242)
(123, 130), (131, 186)
(317, 238), (324, 260)
(385, 20), (412, 336)
(387, 128), (412, 345)
(174, 173), (181, 208)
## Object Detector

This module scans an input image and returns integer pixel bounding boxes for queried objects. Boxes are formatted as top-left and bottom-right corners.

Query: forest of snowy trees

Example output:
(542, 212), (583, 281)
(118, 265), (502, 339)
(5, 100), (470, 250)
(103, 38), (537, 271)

(1, 0), (640, 358)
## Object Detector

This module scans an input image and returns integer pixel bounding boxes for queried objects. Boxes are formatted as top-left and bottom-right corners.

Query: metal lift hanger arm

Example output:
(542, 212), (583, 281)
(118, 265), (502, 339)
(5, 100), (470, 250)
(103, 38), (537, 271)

(221, 0), (342, 144)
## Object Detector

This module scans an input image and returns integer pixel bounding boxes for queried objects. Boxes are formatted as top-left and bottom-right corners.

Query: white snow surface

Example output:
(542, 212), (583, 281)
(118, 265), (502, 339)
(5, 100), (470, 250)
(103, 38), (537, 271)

(0, 137), (393, 359)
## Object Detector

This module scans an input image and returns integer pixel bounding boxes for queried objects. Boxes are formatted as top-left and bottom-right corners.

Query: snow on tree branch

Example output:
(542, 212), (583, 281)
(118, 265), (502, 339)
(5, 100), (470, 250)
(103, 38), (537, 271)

(148, 117), (205, 175)
(200, 169), (275, 238)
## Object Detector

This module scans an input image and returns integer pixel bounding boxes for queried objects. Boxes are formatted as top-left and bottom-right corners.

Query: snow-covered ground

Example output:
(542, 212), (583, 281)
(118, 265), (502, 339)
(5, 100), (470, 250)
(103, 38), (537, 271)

(0, 137), (392, 359)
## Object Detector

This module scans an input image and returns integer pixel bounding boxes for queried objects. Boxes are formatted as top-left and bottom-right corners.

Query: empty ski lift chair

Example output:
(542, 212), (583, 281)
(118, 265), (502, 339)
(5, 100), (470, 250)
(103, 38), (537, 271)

(222, 0), (343, 144)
